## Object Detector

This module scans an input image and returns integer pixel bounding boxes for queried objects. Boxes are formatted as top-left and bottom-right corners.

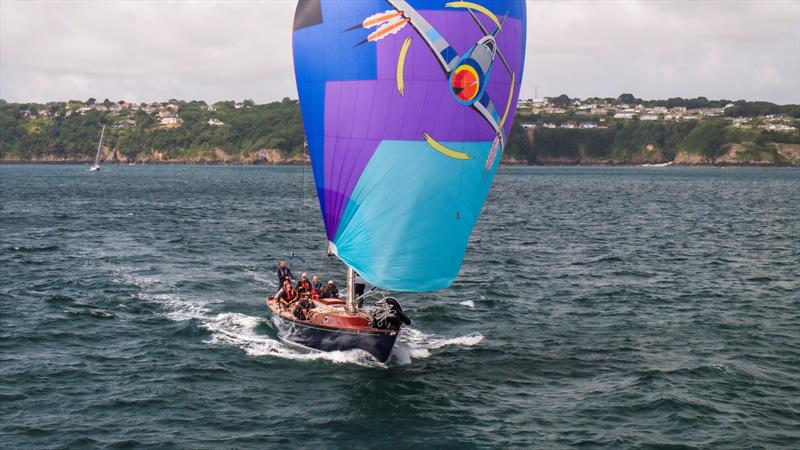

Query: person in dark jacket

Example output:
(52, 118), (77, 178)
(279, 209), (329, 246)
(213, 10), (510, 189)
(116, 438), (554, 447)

(276, 260), (293, 287)
(321, 280), (339, 299)
(293, 296), (315, 320)
(296, 272), (312, 296)
(354, 272), (366, 297)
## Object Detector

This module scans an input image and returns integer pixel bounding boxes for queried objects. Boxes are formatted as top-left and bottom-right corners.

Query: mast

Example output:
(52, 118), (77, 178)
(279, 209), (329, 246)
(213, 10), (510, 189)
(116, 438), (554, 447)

(94, 125), (106, 166)
(346, 266), (356, 312)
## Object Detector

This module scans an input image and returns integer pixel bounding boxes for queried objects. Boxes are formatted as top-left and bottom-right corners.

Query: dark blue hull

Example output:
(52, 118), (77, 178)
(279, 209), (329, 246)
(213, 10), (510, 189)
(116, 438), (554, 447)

(271, 313), (399, 363)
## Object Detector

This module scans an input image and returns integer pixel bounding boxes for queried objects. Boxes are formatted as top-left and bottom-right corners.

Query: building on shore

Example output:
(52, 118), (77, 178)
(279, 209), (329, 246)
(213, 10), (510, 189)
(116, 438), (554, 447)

(113, 119), (137, 129)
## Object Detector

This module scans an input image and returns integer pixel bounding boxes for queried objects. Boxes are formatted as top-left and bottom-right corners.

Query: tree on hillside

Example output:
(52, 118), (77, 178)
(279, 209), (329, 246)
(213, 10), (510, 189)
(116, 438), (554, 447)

(617, 93), (637, 104)
(679, 119), (730, 158)
(551, 94), (571, 108)
(87, 98), (96, 105)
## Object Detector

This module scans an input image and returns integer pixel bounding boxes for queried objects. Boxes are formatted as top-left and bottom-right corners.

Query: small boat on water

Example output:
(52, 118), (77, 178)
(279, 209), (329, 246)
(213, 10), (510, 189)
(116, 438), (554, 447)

(271, 0), (526, 361)
(89, 125), (106, 172)
(641, 161), (673, 167)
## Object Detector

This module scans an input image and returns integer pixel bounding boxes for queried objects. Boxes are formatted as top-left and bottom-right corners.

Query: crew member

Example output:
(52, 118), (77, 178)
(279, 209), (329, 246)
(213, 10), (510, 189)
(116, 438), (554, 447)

(293, 295), (315, 320)
(276, 260), (293, 287)
(296, 272), (312, 296)
(354, 272), (366, 297)
(276, 280), (297, 309)
(322, 280), (339, 299)
(310, 275), (323, 300)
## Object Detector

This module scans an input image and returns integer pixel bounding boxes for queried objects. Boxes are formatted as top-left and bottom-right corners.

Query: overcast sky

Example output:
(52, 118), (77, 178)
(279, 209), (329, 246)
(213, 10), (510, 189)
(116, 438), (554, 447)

(1, 0), (798, 104)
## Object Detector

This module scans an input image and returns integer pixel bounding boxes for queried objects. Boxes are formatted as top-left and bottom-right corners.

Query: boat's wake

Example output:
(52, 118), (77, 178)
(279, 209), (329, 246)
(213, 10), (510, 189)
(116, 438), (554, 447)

(392, 328), (484, 365)
(204, 312), (483, 368)
(118, 269), (483, 367)
(138, 294), (479, 367)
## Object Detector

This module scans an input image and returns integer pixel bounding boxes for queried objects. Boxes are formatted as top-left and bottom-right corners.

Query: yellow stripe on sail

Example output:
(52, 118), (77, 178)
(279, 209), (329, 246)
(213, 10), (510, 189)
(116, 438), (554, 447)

(423, 132), (472, 160)
(445, 1), (502, 30)
(396, 36), (412, 96)
(499, 72), (515, 127)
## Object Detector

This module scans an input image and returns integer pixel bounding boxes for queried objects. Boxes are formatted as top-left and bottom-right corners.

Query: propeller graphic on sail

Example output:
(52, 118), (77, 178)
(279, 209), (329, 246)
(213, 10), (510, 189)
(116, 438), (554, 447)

(293, 0), (526, 292)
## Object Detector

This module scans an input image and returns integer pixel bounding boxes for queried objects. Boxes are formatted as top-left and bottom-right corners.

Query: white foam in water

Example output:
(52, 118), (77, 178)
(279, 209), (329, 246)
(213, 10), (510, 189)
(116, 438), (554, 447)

(136, 292), (211, 322)
(203, 313), (383, 367)
(459, 299), (475, 308)
(391, 327), (484, 365)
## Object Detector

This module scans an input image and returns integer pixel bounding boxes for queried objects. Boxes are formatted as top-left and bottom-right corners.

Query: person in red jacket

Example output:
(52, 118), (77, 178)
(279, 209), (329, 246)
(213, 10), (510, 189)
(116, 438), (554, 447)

(296, 272), (312, 297)
(277, 280), (298, 309)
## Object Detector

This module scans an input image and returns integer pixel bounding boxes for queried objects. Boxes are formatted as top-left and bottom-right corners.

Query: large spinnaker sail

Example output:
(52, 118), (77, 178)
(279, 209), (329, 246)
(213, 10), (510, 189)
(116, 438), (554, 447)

(293, 0), (527, 292)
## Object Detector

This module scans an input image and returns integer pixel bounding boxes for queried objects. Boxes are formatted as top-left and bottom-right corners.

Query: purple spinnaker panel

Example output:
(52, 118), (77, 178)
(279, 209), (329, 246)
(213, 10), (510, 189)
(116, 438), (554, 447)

(320, 11), (524, 240)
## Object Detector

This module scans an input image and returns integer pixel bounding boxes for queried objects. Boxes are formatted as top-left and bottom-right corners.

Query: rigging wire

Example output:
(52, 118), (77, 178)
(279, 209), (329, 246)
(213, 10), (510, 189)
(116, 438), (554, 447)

(301, 140), (308, 266)
(289, 140), (309, 274)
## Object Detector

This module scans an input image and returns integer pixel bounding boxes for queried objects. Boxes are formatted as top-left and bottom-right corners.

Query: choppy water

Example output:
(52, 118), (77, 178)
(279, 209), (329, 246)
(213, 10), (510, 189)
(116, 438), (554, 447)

(1, 164), (798, 448)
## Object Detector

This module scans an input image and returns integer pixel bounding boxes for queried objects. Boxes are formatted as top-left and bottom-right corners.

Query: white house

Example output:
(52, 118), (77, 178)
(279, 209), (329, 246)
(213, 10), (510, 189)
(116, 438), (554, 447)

(114, 119), (137, 129)
(764, 124), (796, 132)
(208, 118), (224, 126)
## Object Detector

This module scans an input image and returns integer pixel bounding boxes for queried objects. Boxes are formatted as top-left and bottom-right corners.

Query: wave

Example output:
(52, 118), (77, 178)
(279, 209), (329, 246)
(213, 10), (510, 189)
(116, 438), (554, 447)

(391, 328), (484, 365)
(6, 244), (60, 253)
(459, 299), (475, 308)
(241, 266), (276, 288)
(136, 292), (212, 322)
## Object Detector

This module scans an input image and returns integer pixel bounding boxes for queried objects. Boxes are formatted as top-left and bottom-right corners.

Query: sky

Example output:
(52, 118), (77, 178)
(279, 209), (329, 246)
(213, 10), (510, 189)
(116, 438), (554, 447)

(1, 0), (799, 104)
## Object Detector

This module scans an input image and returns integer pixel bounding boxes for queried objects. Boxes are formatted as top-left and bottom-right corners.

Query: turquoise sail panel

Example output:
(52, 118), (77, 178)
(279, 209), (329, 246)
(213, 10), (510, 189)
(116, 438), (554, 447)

(333, 140), (498, 292)
(293, 0), (527, 291)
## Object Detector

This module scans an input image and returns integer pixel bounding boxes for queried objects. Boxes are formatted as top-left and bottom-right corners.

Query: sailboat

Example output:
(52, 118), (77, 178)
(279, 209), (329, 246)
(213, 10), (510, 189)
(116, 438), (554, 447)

(268, 0), (527, 362)
(89, 125), (106, 172)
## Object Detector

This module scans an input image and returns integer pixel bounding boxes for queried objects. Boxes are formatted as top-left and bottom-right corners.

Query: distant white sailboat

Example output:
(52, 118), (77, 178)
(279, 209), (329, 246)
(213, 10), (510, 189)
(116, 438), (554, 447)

(89, 125), (106, 172)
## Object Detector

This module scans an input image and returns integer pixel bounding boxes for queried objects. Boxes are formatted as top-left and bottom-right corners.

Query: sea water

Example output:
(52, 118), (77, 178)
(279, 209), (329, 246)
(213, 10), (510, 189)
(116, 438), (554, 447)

(1, 165), (798, 448)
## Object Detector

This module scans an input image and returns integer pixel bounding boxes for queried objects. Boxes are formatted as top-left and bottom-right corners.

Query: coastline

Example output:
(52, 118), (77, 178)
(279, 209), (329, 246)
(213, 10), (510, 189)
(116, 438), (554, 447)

(2, 159), (797, 167)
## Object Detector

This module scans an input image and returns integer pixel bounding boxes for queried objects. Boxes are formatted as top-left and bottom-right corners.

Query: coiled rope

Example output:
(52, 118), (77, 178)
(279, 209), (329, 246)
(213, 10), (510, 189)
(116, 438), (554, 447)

(369, 298), (397, 329)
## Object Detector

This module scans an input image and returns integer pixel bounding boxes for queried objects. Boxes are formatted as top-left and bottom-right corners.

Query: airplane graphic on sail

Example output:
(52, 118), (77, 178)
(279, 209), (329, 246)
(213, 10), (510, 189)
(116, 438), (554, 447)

(350, 0), (516, 174)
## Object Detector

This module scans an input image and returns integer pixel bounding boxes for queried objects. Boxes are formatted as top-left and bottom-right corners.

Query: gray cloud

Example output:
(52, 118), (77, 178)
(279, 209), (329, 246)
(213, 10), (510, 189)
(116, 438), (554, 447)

(1, 0), (798, 104)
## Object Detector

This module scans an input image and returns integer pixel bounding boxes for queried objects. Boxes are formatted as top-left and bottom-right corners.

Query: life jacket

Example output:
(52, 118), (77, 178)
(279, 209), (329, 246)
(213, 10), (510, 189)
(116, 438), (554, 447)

(299, 280), (311, 292)
(284, 287), (296, 301)
(310, 281), (322, 299)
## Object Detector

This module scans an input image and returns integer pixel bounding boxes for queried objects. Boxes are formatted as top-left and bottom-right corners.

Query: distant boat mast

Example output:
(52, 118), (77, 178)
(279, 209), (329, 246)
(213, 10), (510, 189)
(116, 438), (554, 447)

(94, 125), (106, 167)
(90, 125), (106, 171)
